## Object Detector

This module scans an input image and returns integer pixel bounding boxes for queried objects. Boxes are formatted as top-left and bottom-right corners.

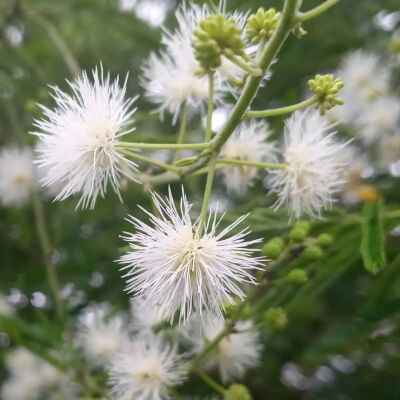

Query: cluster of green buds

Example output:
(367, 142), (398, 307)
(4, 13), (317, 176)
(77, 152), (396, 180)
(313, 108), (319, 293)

(246, 8), (281, 44)
(224, 384), (252, 400)
(308, 74), (344, 115)
(264, 307), (288, 333)
(192, 13), (246, 70)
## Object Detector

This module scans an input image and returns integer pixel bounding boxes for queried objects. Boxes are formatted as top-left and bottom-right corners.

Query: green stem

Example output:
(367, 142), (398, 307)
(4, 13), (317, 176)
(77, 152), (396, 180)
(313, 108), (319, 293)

(206, 0), (218, 14)
(217, 159), (286, 169)
(3, 98), (25, 143)
(223, 51), (262, 76)
(193, 368), (226, 395)
(117, 142), (211, 151)
(119, 149), (180, 174)
(190, 322), (230, 369)
(245, 96), (318, 118)
(197, 154), (218, 237)
(190, 164), (225, 177)
(32, 194), (64, 322)
(298, 0), (340, 21)
(21, 4), (80, 78)
(205, 71), (215, 142)
(173, 102), (189, 163)
(256, 36), (268, 62)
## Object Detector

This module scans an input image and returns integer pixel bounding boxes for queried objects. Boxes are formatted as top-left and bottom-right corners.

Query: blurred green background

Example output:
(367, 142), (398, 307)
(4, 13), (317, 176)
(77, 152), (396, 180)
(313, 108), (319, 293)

(1, 0), (400, 399)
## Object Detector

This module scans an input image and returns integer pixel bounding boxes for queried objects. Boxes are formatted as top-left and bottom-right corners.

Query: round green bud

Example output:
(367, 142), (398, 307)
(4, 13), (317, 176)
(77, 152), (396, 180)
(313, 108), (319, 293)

(224, 384), (252, 400)
(223, 300), (239, 316)
(264, 307), (287, 332)
(287, 269), (308, 285)
(262, 237), (284, 259)
(246, 8), (281, 44)
(308, 74), (344, 115)
(192, 14), (245, 70)
(317, 233), (333, 248)
(289, 227), (307, 242)
(302, 245), (323, 260)
(295, 220), (311, 234)
(25, 99), (38, 114)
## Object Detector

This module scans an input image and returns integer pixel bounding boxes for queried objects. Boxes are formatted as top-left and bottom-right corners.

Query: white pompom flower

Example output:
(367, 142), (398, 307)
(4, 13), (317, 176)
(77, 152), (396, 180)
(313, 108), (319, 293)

(76, 304), (129, 367)
(119, 188), (264, 323)
(141, 2), (247, 123)
(339, 51), (391, 101)
(220, 119), (278, 195)
(183, 316), (262, 383)
(32, 67), (138, 209)
(267, 110), (347, 219)
(108, 334), (187, 400)
(0, 293), (15, 316)
(0, 147), (36, 207)
(355, 96), (400, 145)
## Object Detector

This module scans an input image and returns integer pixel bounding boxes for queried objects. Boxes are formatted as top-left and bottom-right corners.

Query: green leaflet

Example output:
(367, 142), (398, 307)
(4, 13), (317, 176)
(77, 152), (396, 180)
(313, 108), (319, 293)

(360, 199), (386, 274)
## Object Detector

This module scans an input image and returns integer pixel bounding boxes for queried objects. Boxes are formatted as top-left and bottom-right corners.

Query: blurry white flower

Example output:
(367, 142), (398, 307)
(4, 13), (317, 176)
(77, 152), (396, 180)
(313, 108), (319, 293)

(119, 188), (264, 323)
(130, 297), (165, 331)
(33, 67), (138, 209)
(141, 2), (246, 123)
(339, 51), (391, 101)
(76, 304), (129, 366)
(1, 374), (42, 400)
(336, 145), (369, 204)
(2, 347), (74, 400)
(267, 110), (347, 219)
(355, 96), (400, 144)
(379, 134), (400, 166)
(0, 147), (36, 207)
(109, 334), (187, 400)
(220, 120), (277, 194)
(0, 294), (15, 316)
(184, 316), (262, 383)
(6, 348), (38, 375)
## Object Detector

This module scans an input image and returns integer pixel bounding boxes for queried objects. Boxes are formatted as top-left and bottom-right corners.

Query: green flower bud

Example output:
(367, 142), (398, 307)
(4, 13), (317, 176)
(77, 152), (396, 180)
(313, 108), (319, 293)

(262, 237), (284, 259)
(289, 227), (307, 242)
(25, 99), (38, 114)
(308, 74), (344, 115)
(303, 245), (323, 260)
(224, 384), (252, 400)
(317, 233), (333, 248)
(264, 307), (287, 332)
(287, 269), (308, 285)
(295, 220), (311, 234)
(246, 8), (281, 44)
(192, 14), (245, 69)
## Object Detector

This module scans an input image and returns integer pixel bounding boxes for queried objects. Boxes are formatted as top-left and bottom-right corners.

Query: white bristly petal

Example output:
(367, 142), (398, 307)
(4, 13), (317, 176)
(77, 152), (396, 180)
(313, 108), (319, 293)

(220, 119), (278, 195)
(267, 109), (348, 220)
(0, 147), (36, 207)
(182, 315), (262, 383)
(119, 188), (264, 323)
(76, 304), (129, 366)
(32, 66), (138, 209)
(108, 334), (187, 400)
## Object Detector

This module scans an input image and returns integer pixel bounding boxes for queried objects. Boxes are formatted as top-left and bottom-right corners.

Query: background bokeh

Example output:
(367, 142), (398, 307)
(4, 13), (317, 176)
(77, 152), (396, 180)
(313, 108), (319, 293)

(1, 0), (400, 399)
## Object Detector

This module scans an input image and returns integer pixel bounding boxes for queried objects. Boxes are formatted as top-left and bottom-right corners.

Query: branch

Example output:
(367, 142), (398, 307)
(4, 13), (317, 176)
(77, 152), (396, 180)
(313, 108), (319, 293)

(297, 0), (341, 22)
(245, 96), (318, 118)
(21, 3), (80, 78)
